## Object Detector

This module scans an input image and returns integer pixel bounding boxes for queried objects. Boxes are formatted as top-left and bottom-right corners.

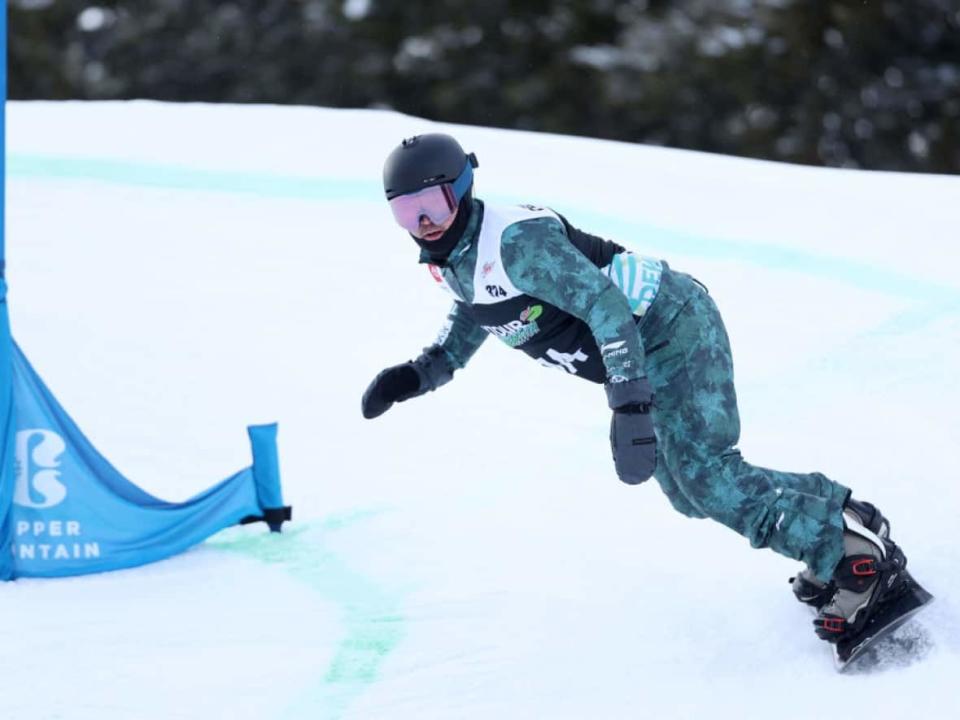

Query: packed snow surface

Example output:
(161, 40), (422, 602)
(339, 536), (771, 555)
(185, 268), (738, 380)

(3, 101), (959, 719)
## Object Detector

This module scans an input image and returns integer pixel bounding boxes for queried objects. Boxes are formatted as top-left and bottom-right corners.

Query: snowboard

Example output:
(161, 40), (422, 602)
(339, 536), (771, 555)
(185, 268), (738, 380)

(830, 571), (934, 672)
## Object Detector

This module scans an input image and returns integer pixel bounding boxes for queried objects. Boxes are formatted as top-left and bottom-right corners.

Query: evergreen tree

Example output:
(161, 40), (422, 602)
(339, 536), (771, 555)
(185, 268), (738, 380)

(8, 0), (959, 173)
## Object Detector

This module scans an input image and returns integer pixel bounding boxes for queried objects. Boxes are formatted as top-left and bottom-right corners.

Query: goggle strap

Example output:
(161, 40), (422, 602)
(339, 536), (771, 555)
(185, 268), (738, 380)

(450, 159), (474, 202)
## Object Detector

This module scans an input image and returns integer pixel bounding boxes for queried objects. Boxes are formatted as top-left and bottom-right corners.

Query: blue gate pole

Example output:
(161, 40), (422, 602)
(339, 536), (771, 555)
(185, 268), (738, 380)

(0, 0), (16, 580)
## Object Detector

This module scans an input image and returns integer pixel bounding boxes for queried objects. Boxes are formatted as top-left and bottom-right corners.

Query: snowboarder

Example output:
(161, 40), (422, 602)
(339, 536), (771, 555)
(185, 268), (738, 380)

(361, 133), (926, 659)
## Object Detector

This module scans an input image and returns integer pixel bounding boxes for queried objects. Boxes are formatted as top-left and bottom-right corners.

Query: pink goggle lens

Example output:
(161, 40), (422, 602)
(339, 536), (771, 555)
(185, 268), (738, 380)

(388, 184), (457, 233)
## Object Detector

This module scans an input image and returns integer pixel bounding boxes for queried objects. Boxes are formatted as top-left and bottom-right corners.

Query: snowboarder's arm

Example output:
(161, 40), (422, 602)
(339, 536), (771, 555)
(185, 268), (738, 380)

(360, 302), (486, 419)
(435, 300), (488, 371)
(500, 217), (645, 383)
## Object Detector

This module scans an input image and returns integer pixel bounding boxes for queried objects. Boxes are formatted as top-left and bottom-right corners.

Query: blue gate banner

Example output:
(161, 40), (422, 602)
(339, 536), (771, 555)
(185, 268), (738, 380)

(4, 341), (287, 579)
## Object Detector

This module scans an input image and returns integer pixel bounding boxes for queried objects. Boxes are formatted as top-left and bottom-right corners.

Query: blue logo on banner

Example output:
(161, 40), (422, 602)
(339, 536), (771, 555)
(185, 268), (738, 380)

(13, 429), (103, 563)
(15, 429), (68, 509)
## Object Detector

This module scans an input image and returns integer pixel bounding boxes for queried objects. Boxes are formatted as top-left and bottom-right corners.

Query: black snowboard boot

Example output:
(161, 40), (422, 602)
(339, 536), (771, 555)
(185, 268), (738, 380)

(789, 498), (890, 610)
(813, 498), (908, 643)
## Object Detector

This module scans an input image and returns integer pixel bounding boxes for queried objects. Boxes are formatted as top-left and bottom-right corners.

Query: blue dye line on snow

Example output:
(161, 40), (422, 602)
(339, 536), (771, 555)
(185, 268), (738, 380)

(10, 151), (959, 328)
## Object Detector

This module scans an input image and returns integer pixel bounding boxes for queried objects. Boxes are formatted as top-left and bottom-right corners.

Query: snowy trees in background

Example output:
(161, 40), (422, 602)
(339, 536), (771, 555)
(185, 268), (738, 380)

(8, 0), (960, 173)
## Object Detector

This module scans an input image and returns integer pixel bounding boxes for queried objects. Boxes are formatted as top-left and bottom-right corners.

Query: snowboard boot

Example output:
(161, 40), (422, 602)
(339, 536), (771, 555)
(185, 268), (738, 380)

(790, 569), (835, 610)
(813, 498), (907, 643)
(789, 498), (891, 611)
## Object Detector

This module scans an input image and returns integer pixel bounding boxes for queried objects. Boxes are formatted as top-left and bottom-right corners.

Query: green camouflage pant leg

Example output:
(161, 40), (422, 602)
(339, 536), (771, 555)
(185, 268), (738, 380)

(652, 455), (708, 519)
(645, 286), (849, 581)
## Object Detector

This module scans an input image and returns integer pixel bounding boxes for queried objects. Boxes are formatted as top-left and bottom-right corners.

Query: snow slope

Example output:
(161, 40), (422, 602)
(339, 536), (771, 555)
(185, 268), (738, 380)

(3, 101), (959, 719)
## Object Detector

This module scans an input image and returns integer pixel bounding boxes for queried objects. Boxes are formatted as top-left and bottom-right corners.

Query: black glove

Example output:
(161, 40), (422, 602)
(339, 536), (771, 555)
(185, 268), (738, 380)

(361, 345), (454, 419)
(605, 377), (657, 485)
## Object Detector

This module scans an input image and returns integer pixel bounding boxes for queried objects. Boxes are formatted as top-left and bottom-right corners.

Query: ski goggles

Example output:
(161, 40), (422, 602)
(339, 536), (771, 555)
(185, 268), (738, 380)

(388, 160), (474, 233)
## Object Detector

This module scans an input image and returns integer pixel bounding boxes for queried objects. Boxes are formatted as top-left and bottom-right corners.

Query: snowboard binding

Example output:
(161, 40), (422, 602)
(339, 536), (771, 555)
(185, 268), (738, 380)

(789, 498), (934, 670)
(830, 569), (934, 669)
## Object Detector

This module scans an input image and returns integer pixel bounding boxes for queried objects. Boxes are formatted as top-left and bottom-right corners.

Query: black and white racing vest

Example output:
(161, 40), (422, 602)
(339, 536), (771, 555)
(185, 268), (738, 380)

(428, 203), (666, 383)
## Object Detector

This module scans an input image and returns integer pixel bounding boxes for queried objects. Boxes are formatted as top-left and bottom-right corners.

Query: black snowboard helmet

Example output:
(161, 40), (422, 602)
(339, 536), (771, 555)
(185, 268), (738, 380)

(382, 133), (479, 201)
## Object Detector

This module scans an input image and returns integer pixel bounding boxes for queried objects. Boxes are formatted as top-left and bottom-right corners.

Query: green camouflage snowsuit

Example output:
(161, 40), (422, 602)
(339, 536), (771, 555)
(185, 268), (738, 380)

(425, 199), (848, 580)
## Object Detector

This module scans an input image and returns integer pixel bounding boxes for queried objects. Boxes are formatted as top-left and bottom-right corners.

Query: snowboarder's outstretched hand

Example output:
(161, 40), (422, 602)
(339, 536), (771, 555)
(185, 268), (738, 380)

(362, 363), (422, 418)
(605, 377), (657, 484)
(361, 345), (454, 419)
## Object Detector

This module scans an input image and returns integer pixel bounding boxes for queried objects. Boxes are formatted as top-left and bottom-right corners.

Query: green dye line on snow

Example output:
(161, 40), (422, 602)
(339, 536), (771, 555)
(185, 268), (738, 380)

(10, 151), (959, 329)
(8, 153), (371, 202)
(209, 515), (404, 720)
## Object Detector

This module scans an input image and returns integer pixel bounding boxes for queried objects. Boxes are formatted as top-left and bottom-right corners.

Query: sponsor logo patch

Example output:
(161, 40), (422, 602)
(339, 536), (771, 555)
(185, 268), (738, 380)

(482, 304), (543, 347)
